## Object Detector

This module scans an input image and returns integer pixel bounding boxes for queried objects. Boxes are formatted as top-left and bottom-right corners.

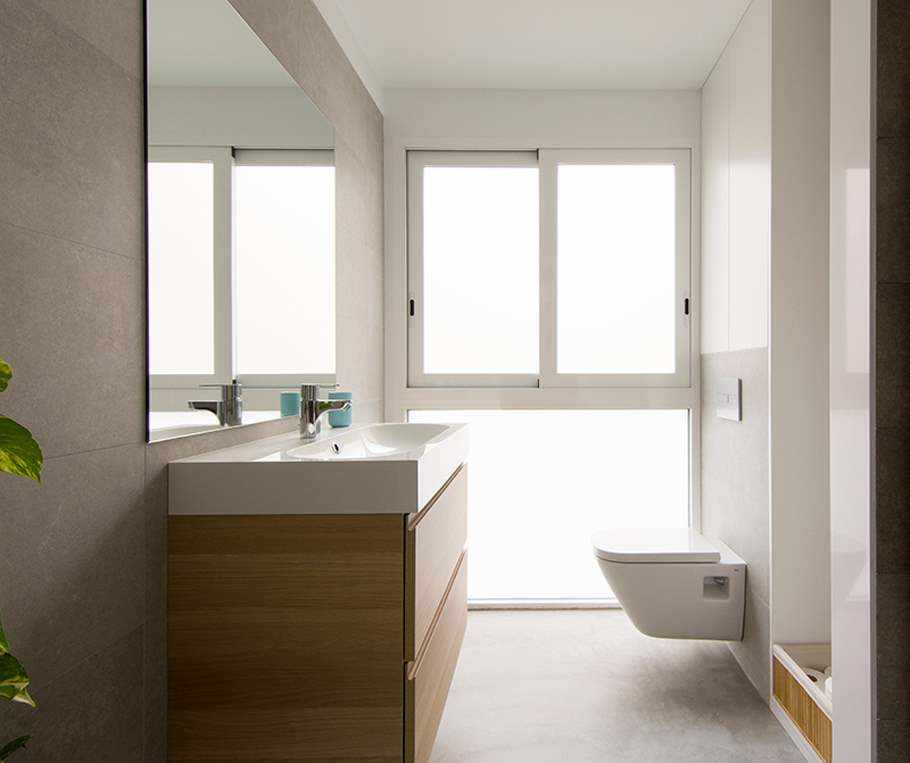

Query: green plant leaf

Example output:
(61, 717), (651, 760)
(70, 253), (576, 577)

(0, 359), (10, 393)
(0, 617), (9, 656)
(0, 417), (42, 482)
(0, 654), (34, 707)
(0, 736), (30, 761)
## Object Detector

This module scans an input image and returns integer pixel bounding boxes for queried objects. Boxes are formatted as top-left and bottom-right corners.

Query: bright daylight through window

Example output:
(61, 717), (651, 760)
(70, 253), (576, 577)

(409, 410), (690, 601)
(405, 149), (692, 601)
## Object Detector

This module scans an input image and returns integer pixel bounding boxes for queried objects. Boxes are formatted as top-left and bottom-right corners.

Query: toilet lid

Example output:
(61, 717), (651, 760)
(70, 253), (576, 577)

(592, 528), (722, 563)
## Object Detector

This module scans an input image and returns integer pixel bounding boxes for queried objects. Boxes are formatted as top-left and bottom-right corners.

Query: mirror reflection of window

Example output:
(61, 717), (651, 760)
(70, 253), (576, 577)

(148, 159), (215, 376)
(145, 0), (336, 440)
(234, 151), (335, 382)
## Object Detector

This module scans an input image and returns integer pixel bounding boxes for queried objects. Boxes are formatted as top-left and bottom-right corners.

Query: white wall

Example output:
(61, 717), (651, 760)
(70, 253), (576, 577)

(148, 86), (334, 148)
(829, 0), (873, 758)
(701, 0), (771, 354)
(700, 0), (831, 706)
(700, 0), (773, 700)
(383, 89), (700, 147)
(768, 0), (831, 648)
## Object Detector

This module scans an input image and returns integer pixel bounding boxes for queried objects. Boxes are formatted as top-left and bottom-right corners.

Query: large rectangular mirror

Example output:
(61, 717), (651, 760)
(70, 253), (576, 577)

(146, 0), (335, 441)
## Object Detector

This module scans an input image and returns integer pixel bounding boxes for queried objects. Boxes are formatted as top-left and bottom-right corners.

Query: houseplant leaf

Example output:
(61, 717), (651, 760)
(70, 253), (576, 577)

(0, 358), (10, 392)
(0, 617), (10, 655)
(0, 653), (34, 707)
(0, 417), (42, 482)
(0, 736), (30, 761)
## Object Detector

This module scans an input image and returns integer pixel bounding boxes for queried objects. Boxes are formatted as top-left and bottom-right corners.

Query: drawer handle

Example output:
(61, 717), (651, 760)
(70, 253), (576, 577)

(407, 463), (465, 532)
(407, 550), (466, 681)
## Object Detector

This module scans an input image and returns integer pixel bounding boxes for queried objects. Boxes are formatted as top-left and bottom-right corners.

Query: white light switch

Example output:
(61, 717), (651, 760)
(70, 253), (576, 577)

(716, 377), (742, 421)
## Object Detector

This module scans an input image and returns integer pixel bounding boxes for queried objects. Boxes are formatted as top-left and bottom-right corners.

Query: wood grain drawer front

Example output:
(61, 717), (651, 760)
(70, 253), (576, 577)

(407, 464), (467, 660)
(167, 514), (405, 762)
(773, 657), (832, 762)
(406, 553), (467, 763)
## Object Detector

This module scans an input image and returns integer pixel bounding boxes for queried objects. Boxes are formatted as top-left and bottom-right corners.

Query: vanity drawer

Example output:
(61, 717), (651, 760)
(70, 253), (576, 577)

(406, 464), (467, 660)
(405, 552), (467, 763)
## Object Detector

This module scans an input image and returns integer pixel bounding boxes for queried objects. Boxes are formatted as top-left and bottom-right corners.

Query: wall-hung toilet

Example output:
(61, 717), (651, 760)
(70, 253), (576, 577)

(592, 528), (746, 641)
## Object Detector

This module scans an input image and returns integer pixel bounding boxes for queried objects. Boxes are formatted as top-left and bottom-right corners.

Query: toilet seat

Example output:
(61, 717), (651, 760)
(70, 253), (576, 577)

(592, 528), (721, 563)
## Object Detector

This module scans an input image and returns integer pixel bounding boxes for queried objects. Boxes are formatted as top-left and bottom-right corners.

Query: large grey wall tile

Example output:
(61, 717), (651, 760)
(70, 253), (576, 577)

(876, 427), (910, 573)
(701, 348), (770, 701)
(701, 349), (770, 604)
(729, 589), (771, 701)
(877, 0), (910, 138)
(34, 0), (144, 79)
(0, 222), (145, 458)
(876, 283), (910, 388)
(0, 445), (146, 687)
(295, 2), (382, 165)
(227, 0), (303, 92)
(0, 627), (144, 762)
(0, 0), (144, 258)
(876, 573), (910, 669)
(879, 718), (910, 762)
(876, 138), (910, 282)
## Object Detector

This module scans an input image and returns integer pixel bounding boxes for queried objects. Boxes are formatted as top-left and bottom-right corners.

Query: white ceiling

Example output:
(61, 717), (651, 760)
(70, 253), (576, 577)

(148, 0), (296, 87)
(330, 0), (751, 91)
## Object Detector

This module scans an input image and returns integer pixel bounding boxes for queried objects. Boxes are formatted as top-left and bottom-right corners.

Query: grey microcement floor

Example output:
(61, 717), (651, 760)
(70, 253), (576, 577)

(431, 611), (802, 763)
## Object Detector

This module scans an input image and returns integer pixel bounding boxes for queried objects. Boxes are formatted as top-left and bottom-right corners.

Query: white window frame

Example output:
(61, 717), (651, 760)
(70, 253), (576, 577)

(539, 148), (691, 388)
(406, 149), (691, 389)
(407, 150), (539, 388)
(149, 147), (336, 399)
(148, 145), (233, 391)
(232, 149), (336, 390)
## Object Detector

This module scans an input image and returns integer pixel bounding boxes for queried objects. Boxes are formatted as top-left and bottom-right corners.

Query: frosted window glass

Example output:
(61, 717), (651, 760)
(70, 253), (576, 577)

(148, 161), (215, 375)
(409, 409), (689, 600)
(422, 166), (538, 375)
(557, 164), (676, 374)
(235, 164), (335, 374)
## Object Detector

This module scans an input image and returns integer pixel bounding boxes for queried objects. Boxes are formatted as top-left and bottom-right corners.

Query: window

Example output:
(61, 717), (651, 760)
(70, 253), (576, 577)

(409, 409), (690, 602)
(408, 152), (539, 386)
(148, 146), (231, 387)
(400, 148), (694, 603)
(234, 150), (335, 386)
(148, 147), (335, 395)
(407, 149), (690, 388)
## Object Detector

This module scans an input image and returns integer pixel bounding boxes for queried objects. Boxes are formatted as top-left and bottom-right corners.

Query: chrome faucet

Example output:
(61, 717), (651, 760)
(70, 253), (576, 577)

(188, 380), (243, 426)
(300, 383), (351, 440)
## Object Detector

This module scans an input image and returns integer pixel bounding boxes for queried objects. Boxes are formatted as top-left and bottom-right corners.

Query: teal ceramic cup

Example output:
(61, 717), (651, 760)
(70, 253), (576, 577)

(328, 391), (353, 427)
(280, 391), (301, 417)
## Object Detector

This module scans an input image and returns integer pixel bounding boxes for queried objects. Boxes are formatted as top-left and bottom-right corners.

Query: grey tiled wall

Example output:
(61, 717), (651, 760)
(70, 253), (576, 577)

(0, 1), (384, 759)
(701, 348), (771, 699)
(876, 1), (910, 758)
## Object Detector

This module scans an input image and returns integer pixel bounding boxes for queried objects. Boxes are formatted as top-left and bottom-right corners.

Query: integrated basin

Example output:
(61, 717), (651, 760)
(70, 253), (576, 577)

(286, 423), (450, 461)
(168, 422), (469, 516)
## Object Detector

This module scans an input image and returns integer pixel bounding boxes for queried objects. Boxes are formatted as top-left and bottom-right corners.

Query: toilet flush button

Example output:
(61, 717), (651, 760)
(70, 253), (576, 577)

(716, 377), (742, 421)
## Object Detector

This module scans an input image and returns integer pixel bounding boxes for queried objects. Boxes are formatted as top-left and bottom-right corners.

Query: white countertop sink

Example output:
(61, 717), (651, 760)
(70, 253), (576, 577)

(168, 423), (469, 516)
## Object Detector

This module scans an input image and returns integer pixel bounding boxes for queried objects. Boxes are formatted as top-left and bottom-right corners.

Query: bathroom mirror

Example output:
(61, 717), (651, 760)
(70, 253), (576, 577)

(145, 0), (335, 442)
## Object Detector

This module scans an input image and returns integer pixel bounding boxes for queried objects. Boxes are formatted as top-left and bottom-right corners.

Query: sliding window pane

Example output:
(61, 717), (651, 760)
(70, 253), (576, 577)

(557, 164), (676, 374)
(422, 166), (539, 375)
(148, 161), (215, 375)
(408, 409), (689, 600)
(235, 163), (335, 374)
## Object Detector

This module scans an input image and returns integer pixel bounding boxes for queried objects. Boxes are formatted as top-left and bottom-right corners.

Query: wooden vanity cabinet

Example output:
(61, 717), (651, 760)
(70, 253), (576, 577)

(167, 464), (467, 763)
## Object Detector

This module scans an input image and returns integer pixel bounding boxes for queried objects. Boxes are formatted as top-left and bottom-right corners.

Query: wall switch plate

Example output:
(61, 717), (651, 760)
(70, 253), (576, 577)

(716, 377), (742, 421)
